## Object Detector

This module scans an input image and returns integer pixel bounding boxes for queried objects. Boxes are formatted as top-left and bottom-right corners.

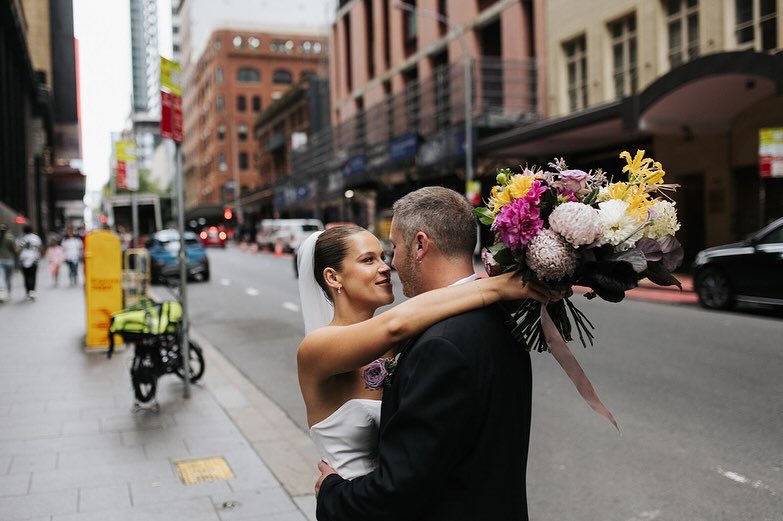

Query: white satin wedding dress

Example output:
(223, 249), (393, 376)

(309, 398), (381, 480)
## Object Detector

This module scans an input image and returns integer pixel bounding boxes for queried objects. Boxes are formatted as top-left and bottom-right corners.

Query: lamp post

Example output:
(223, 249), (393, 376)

(394, 2), (474, 197)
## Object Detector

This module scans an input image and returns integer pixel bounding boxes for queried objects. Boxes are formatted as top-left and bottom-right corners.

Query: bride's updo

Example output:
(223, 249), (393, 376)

(314, 225), (364, 301)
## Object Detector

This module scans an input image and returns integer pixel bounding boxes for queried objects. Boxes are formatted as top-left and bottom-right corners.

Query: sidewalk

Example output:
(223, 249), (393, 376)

(0, 271), (320, 521)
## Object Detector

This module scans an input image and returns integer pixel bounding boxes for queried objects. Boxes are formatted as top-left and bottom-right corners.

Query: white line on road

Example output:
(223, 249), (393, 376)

(245, 288), (260, 296)
(282, 302), (300, 312)
(717, 467), (771, 493)
(220, 278), (231, 286)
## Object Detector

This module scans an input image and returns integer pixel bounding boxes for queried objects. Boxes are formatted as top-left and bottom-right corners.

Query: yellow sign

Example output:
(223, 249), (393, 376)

(115, 141), (136, 162)
(84, 230), (123, 349)
(160, 57), (182, 97)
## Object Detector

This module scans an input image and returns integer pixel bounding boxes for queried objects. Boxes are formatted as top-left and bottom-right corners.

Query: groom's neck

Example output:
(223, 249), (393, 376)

(418, 257), (476, 293)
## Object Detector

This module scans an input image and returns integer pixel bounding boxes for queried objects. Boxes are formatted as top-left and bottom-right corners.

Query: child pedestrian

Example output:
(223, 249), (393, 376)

(45, 238), (65, 287)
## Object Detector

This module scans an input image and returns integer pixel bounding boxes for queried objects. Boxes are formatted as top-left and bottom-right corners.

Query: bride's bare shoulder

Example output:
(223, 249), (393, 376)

(297, 325), (341, 361)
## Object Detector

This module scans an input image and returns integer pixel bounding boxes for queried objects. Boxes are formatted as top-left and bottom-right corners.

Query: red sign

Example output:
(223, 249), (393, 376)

(161, 91), (183, 143)
(116, 161), (127, 190)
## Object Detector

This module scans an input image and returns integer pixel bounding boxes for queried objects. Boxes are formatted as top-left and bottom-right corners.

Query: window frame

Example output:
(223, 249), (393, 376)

(236, 67), (261, 83)
(664, 0), (700, 68)
(608, 13), (638, 100)
(734, 0), (778, 52)
(563, 34), (588, 113)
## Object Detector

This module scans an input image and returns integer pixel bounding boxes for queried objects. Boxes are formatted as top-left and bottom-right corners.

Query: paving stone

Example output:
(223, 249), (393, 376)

(8, 452), (57, 474)
(77, 484), (132, 513)
(60, 420), (101, 436)
(57, 446), (147, 471)
(210, 487), (299, 520)
(292, 494), (316, 521)
(0, 488), (77, 520)
(129, 478), (231, 506)
(0, 473), (31, 497)
(31, 460), (175, 493)
(53, 496), (220, 521)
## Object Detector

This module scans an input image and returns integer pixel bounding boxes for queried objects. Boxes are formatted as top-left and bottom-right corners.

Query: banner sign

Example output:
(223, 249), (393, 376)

(759, 128), (783, 178)
(160, 57), (182, 96)
(161, 91), (184, 143)
(115, 141), (138, 191)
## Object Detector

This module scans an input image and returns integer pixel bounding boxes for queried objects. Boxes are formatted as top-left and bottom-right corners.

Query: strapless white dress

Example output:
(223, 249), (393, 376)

(309, 399), (381, 480)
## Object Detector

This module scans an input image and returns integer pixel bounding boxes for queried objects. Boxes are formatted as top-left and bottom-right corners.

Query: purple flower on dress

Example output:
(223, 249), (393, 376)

(492, 180), (547, 252)
(362, 359), (390, 390)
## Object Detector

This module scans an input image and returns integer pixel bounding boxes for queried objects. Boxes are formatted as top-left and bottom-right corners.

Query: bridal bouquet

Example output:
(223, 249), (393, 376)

(477, 150), (684, 354)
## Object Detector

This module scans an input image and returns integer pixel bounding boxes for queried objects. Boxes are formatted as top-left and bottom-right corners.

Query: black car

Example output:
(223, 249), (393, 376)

(693, 217), (783, 309)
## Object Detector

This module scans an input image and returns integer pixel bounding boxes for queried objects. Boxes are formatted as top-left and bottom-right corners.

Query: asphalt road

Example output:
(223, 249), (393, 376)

(182, 245), (783, 521)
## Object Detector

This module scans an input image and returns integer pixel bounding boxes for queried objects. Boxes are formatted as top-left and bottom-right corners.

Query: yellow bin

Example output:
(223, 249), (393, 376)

(84, 230), (123, 349)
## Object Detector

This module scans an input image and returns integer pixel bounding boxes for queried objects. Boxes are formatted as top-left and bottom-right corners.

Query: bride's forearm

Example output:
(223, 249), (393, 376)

(384, 277), (500, 343)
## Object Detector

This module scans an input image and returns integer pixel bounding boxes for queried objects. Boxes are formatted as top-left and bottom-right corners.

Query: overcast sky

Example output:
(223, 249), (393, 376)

(73, 0), (332, 195)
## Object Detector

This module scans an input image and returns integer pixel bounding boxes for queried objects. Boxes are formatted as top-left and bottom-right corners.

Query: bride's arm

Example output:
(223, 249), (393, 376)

(297, 272), (554, 377)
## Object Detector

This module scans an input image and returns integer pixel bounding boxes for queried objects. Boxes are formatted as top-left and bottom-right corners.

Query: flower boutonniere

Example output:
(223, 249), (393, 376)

(362, 356), (398, 391)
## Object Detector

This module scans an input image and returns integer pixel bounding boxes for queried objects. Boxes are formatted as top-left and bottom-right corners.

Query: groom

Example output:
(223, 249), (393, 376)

(316, 186), (535, 520)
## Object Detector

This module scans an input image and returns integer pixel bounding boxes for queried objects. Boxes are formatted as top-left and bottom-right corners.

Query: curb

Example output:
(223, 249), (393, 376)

(187, 327), (319, 521)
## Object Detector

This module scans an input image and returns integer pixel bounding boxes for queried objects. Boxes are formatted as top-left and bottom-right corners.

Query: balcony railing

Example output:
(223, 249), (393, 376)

(291, 57), (538, 181)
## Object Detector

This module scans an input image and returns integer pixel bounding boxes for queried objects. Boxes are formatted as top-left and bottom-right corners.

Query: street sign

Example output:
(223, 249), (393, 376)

(116, 162), (127, 190)
(466, 180), (482, 206)
(115, 141), (138, 192)
(161, 91), (184, 143)
(160, 57), (182, 96)
(759, 128), (783, 178)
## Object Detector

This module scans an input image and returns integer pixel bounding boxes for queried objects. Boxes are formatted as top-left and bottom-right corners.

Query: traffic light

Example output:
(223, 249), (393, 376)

(223, 208), (233, 220)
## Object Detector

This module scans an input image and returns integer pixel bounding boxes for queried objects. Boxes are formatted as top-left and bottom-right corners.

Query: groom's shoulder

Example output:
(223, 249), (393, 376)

(417, 305), (512, 346)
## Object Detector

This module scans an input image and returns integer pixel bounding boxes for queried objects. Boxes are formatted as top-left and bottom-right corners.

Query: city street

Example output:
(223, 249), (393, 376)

(182, 245), (783, 521)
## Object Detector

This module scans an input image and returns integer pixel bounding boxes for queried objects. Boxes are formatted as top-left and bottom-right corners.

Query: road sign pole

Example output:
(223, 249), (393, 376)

(175, 142), (190, 399)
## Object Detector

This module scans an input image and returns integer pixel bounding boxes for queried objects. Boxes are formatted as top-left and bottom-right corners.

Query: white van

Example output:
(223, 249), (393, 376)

(256, 219), (324, 253)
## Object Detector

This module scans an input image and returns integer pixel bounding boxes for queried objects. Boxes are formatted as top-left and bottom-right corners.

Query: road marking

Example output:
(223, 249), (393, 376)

(282, 302), (300, 312)
(220, 278), (231, 286)
(717, 467), (771, 492)
(625, 510), (660, 521)
(245, 288), (260, 296)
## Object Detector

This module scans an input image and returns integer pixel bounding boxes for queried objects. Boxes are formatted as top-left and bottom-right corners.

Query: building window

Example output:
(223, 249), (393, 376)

(236, 67), (260, 83)
(382, 0), (391, 68)
(437, 0), (448, 36)
(665, 0), (699, 68)
(563, 35), (588, 112)
(239, 152), (249, 170)
(233, 35), (243, 48)
(214, 39), (222, 50)
(273, 69), (293, 84)
(300, 70), (317, 82)
(365, 0), (375, 78)
(248, 36), (260, 49)
(216, 95), (225, 112)
(238, 124), (248, 141)
(237, 95), (246, 112)
(344, 15), (353, 91)
(404, 0), (418, 53)
(271, 39), (295, 52)
(218, 152), (227, 172)
(608, 14), (638, 99)
(217, 125), (226, 140)
(215, 67), (224, 85)
(252, 95), (262, 112)
(735, 0), (778, 51)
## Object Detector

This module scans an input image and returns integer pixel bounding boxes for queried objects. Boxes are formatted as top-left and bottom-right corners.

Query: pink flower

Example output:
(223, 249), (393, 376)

(492, 197), (544, 252)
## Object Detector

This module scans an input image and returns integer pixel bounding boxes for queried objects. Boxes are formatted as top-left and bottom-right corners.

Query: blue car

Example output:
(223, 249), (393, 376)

(146, 229), (210, 283)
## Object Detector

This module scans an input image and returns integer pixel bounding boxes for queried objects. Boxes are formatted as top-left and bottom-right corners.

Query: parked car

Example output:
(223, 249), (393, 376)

(199, 226), (227, 248)
(146, 229), (210, 283)
(256, 219), (324, 253)
(692, 217), (783, 309)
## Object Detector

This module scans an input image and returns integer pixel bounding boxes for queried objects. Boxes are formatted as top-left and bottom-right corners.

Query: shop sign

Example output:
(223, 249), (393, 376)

(389, 133), (418, 162)
(368, 142), (389, 170)
(343, 154), (367, 177)
(760, 128), (783, 178)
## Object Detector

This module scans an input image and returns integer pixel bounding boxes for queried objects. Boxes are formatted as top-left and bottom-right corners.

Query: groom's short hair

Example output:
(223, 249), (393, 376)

(392, 186), (476, 258)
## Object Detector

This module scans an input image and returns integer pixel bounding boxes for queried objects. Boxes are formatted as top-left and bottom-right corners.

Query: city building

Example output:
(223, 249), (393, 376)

(182, 29), (327, 211)
(250, 77), (331, 220)
(1, 0), (84, 234)
(130, 0), (160, 117)
(284, 0), (544, 234)
(481, 0), (783, 262)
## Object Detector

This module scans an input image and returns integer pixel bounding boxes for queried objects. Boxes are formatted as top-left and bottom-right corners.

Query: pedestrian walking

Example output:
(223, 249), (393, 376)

(0, 223), (16, 302)
(45, 237), (66, 287)
(15, 225), (42, 300)
(62, 226), (83, 286)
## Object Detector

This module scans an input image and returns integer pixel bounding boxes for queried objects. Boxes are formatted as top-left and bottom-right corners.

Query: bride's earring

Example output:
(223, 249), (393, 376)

(337, 286), (342, 294)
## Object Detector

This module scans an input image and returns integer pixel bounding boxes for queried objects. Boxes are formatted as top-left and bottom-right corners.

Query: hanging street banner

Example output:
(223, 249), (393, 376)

(161, 57), (184, 144)
(161, 91), (184, 143)
(115, 140), (138, 191)
(759, 128), (783, 178)
(160, 57), (182, 96)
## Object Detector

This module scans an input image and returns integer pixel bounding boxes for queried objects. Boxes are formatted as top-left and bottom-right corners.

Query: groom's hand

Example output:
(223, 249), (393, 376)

(315, 460), (337, 496)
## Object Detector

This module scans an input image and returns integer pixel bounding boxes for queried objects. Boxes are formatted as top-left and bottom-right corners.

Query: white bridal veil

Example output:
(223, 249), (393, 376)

(297, 231), (334, 335)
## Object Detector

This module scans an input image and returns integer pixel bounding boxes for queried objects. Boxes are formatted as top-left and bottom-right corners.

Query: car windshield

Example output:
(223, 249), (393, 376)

(301, 224), (320, 231)
(158, 236), (199, 251)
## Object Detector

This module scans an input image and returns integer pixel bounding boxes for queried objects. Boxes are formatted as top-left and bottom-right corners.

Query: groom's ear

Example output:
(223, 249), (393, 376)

(414, 231), (429, 262)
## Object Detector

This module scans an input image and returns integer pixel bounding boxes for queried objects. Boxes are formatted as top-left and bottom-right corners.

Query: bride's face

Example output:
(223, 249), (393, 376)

(337, 231), (394, 307)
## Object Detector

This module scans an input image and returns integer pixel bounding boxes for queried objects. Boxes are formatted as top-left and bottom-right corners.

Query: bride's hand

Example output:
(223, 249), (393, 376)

(490, 272), (565, 304)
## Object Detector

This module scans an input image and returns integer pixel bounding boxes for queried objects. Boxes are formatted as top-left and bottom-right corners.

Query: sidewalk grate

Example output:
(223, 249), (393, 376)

(175, 456), (235, 485)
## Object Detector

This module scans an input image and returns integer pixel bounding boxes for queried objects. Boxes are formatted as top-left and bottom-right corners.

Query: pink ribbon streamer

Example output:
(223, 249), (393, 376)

(540, 304), (620, 432)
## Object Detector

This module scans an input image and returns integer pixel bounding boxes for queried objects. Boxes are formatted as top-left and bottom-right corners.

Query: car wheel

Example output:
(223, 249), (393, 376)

(202, 268), (210, 282)
(696, 268), (735, 310)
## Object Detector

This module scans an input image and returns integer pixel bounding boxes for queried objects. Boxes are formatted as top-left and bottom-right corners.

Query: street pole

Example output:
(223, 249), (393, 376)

(175, 143), (190, 399)
(232, 124), (243, 237)
(394, 3), (474, 192)
(131, 191), (139, 247)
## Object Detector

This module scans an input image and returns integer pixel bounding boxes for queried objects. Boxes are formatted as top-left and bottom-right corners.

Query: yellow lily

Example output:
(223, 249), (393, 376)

(620, 149), (666, 186)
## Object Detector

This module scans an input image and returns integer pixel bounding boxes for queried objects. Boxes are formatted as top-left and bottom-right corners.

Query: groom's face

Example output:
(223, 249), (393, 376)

(389, 220), (423, 298)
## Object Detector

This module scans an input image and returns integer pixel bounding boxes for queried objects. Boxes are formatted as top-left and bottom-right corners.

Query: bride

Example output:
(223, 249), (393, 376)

(296, 225), (554, 480)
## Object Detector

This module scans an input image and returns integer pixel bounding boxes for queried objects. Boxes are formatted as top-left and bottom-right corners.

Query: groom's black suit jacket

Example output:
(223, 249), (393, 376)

(317, 305), (532, 521)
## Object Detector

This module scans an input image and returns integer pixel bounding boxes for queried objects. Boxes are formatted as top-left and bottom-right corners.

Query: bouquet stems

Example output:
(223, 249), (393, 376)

(509, 297), (595, 352)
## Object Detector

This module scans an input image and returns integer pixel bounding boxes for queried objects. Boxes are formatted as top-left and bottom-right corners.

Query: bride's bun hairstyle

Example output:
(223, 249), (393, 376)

(314, 225), (365, 301)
